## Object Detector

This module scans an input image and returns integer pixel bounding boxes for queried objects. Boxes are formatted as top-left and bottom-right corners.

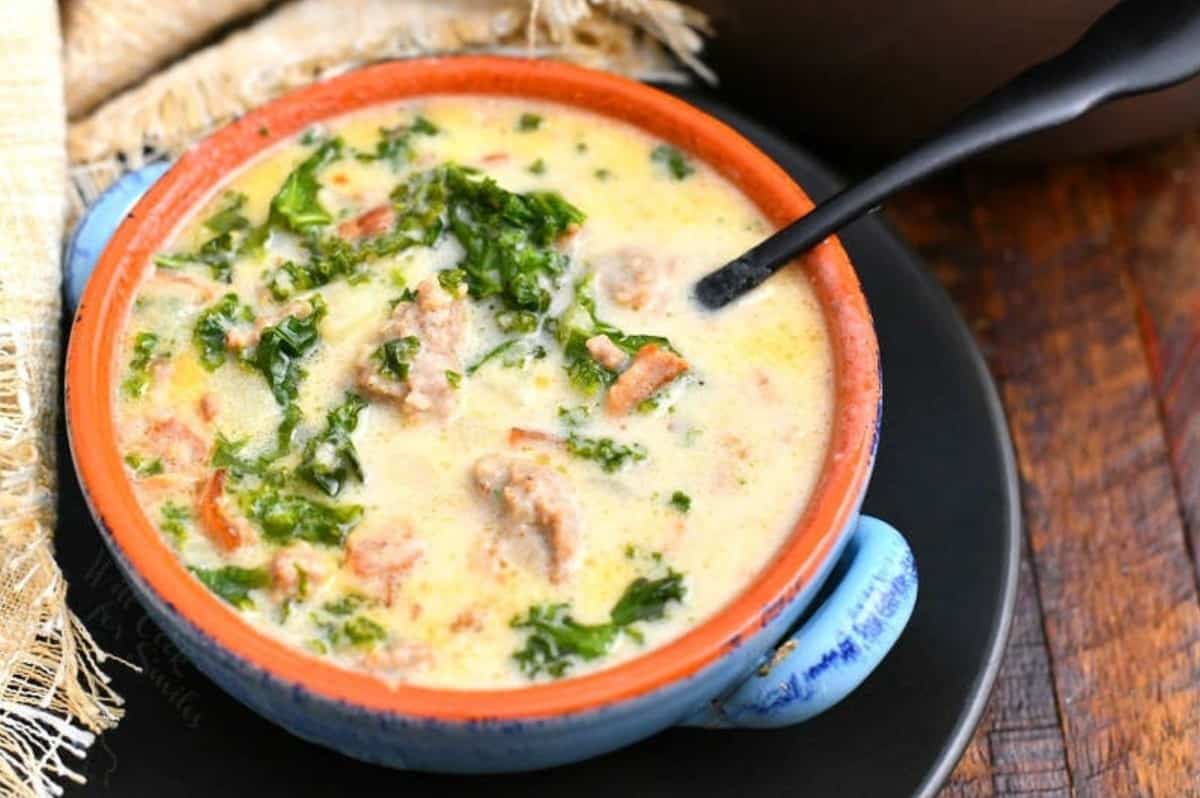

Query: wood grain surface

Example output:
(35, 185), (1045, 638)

(889, 140), (1200, 797)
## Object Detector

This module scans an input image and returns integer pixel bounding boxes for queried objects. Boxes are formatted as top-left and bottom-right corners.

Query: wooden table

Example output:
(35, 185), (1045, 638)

(885, 136), (1200, 797)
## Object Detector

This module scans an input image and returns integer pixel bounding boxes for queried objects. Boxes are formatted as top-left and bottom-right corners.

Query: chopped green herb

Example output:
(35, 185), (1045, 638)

(651, 144), (694, 180)
(387, 268), (407, 289)
(356, 116), (439, 171)
(241, 296), (326, 404)
(465, 338), (547, 376)
(437, 267), (467, 295)
(434, 164), (583, 319)
(609, 569), (686, 627)
(239, 486), (362, 547)
(306, 639), (328, 655)
(575, 141), (588, 153)
(160, 502), (191, 545)
(204, 192), (252, 235)
(594, 168), (611, 180)
(528, 158), (547, 175)
(343, 616), (387, 647)
(121, 331), (160, 397)
(322, 593), (368, 616)
(266, 137), (343, 234)
(565, 433), (647, 473)
(190, 565), (269, 609)
(123, 451), (164, 477)
(445, 370), (462, 389)
(371, 336), (420, 381)
(517, 113), (543, 131)
(669, 491), (692, 513)
(298, 393), (366, 497)
(193, 294), (253, 370)
(511, 567), (686, 678)
(557, 405), (591, 429)
(265, 167), (447, 300)
(153, 193), (256, 281)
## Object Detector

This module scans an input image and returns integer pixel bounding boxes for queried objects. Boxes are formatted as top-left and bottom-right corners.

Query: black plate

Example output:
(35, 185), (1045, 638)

(58, 93), (1019, 798)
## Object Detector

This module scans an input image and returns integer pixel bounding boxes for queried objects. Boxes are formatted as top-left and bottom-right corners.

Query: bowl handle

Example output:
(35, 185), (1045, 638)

(65, 162), (171, 312)
(682, 516), (917, 728)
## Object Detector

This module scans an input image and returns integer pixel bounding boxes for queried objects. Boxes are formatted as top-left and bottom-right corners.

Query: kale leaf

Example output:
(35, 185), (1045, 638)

(510, 604), (619, 678)
(240, 296), (326, 405)
(608, 569), (686, 626)
(239, 486), (362, 547)
(465, 338), (547, 376)
(190, 565), (269, 609)
(193, 293), (254, 370)
(565, 433), (647, 473)
(356, 116), (439, 171)
(511, 567), (686, 678)
(370, 336), (420, 381)
(298, 393), (366, 497)
(553, 276), (673, 396)
(121, 331), (160, 398)
(267, 137), (343, 234)
(154, 193), (255, 281)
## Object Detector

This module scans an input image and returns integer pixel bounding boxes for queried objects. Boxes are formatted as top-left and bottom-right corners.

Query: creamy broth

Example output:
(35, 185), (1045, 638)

(114, 97), (834, 689)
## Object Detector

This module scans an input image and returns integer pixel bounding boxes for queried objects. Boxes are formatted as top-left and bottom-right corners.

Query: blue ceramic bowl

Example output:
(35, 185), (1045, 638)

(65, 57), (917, 772)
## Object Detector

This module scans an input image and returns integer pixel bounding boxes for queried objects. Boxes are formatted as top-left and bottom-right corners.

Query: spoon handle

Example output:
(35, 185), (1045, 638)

(695, 0), (1200, 309)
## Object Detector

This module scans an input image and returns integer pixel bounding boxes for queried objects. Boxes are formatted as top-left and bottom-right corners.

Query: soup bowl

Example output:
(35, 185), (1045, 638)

(66, 56), (917, 772)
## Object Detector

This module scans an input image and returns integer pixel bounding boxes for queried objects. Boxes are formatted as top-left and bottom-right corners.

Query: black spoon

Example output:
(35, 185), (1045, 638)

(695, 0), (1200, 309)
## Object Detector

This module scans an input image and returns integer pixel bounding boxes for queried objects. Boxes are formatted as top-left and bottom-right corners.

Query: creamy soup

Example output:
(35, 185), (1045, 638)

(113, 97), (834, 689)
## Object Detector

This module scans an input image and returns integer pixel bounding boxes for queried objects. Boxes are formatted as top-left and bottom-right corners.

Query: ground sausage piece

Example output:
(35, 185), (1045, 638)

(473, 454), (582, 584)
(141, 418), (209, 473)
(269, 542), (332, 600)
(360, 640), (432, 678)
(585, 334), (628, 371)
(337, 204), (395, 240)
(345, 520), (425, 604)
(600, 248), (673, 311)
(356, 279), (466, 421)
(605, 344), (689, 416)
(196, 469), (255, 552)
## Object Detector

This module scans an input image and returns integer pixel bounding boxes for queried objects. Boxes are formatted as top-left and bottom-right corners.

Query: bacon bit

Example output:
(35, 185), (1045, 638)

(196, 469), (253, 552)
(198, 394), (218, 422)
(507, 427), (563, 448)
(145, 419), (208, 469)
(605, 344), (688, 416)
(557, 222), (581, 246)
(585, 334), (628, 371)
(450, 607), (485, 633)
(151, 270), (220, 300)
(337, 204), (394, 239)
(269, 542), (331, 599)
(481, 151), (509, 165)
(330, 173), (349, 185)
(362, 640), (432, 678)
(722, 434), (751, 461)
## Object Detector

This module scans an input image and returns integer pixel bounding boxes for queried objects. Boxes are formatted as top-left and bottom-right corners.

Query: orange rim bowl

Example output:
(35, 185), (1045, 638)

(66, 55), (881, 721)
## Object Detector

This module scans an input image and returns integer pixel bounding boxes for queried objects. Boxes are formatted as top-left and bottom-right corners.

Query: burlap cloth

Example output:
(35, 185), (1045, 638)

(0, 1), (709, 795)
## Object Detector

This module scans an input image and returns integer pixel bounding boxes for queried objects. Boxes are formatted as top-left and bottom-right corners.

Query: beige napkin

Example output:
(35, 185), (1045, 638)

(66, 0), (710, 223)
(0, 3), (127, 797)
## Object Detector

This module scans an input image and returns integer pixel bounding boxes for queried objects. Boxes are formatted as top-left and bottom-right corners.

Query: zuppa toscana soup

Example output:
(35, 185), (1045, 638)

(114, 97), (834, 689)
